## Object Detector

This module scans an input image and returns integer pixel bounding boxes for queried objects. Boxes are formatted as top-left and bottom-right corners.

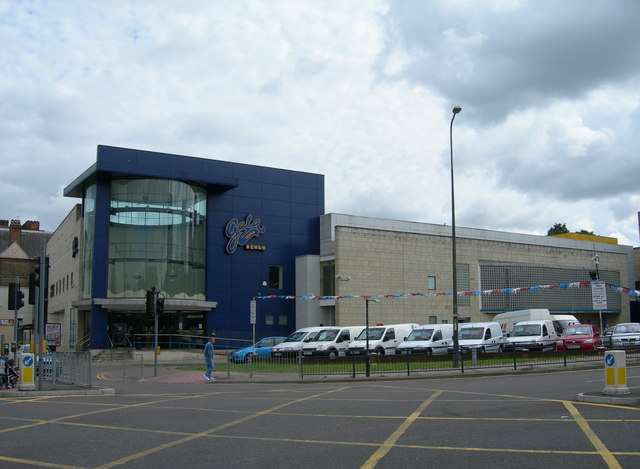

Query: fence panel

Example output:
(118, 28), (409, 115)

(39, 352), (92, 388)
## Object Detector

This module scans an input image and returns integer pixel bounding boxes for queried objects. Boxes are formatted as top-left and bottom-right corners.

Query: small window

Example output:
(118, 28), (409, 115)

(484, 328), (492, 340)
(50, 285), (55, 298)
(428, 315), (437, 324)
(338, 331), (350, 342)
(442, 319), (448, 324)
(268, 265), (283, 290)
(542, 325), (548, 336)
(427, 276), (436, 290)
(278, 315), (288, 326)
(66, 275), (69, 290)
(265, 315), (274, 326)
(432, 330), (443, 341)
(384, 329), (395, 341)
(71, 272), (74, 288)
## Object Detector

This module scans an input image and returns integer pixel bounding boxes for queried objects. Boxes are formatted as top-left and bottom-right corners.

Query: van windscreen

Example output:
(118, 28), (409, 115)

(315, 329), (339, 342)
(283, 331), (307, 342)
(407, 329), (434, 341)
(460, 328), (484, 340)
(355, 328), (385, 341)
(511, 324), (542, 337)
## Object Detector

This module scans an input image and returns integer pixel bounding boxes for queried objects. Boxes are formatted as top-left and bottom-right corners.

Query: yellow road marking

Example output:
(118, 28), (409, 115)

(94, 386), (351, 469)
(563, 401), (622, 469)
(360, 390), (443, 469)
(0, 455), (87, 469)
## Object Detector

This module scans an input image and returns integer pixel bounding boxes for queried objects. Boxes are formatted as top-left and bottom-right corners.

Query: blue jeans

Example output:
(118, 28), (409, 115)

(205, 360), (214, 379)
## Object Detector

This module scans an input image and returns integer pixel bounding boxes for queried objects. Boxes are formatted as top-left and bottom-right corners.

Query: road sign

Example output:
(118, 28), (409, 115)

(591, 280), (607, 310)
(250, 299), (257, 324)
(19, 352), (35, 390)
(603, 350), (630, 395)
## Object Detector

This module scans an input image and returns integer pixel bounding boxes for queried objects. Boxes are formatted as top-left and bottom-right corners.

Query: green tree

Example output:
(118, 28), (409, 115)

(577, 229), (595, 235)
(547, 223), (569, 236)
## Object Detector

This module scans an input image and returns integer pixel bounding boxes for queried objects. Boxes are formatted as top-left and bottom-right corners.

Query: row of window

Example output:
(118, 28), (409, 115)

(50, 272), (74, 299)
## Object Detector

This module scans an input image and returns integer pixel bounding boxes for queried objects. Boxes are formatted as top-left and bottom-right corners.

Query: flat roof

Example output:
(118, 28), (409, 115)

(324, 213), (634, 255)
(64, 145), (324, 198)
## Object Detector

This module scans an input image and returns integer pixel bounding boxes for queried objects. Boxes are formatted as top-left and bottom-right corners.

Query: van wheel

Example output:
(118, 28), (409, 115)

(376, 347), (385, 356)
(328, 349), (338, 360)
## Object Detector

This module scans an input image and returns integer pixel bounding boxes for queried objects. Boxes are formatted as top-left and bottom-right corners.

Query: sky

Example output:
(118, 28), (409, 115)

(1, 0), (639, 245)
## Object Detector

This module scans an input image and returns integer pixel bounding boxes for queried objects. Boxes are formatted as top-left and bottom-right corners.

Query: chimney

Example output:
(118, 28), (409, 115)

(22, 220), (40, 231)
(9, 219), (21, 244)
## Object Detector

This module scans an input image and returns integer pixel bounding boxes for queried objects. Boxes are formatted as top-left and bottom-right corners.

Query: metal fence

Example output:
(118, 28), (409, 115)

(220, 347), (640, 381)
(38, 352), (93, 388)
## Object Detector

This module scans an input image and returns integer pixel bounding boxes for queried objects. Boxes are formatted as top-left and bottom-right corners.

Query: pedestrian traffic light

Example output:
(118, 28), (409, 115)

(156, 297), (165, 315)
(8, 283), (24, 311)
(589, 271), (598, 280)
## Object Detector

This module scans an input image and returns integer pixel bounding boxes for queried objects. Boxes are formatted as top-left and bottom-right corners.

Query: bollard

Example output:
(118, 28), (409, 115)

(226, 350), (231, 379)
(471, 348), (478, 368)
(140, 353), (144, 380)
(603, 350), (630, 395)
(298, 349), (303, 382)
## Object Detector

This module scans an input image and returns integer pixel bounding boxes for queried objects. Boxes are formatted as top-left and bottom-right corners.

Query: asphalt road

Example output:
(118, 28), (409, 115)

(1, 366), (639, 469)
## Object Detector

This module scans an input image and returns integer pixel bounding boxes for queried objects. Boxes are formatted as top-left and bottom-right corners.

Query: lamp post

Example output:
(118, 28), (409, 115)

(364, 297), (380, 377)
(450, 105), (462, 367)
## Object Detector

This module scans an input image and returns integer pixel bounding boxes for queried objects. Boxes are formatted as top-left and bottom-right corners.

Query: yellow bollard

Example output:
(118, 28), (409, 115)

(603, 350), (630, 395)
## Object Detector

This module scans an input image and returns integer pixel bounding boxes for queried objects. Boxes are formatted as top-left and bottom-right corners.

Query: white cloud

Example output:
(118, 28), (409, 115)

(0, 0), (638, 248)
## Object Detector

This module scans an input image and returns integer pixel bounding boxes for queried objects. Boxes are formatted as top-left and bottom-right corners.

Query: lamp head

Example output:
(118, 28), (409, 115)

(452, 106), (462, 115)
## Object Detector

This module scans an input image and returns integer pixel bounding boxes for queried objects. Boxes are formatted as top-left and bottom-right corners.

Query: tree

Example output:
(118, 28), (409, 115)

(577, 229), (595, 235)
(547, 223), (569, 236)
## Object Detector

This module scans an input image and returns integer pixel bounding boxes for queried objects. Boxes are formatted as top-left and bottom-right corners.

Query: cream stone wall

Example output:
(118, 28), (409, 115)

(46, 205), (83, 350)
(334, 226), (633, 327)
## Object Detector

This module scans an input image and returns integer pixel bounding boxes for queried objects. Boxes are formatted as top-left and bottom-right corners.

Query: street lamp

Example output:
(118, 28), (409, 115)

(364, 297), (380, 377)
(450, 105), (462, 367)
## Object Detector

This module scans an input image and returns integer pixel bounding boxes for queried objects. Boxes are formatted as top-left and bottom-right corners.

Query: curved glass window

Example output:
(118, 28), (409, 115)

(82, 184), (97, 298)
(107, 179), (207, 300)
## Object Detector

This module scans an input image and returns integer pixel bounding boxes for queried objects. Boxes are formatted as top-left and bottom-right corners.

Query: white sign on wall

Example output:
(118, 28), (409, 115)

(591, 280), (607, 310)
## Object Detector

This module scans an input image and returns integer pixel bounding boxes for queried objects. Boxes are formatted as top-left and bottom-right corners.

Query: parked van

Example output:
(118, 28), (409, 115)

(272, 327), (323, 358)
(348, 323), (418, 356)
(457, 322), (505, 353)
(397, 324), (453, 356)
(301, 326), (364, 359)
(493, 309), (552, 335)
(505, 319), (559, 352)
(550, 314), (580, 334)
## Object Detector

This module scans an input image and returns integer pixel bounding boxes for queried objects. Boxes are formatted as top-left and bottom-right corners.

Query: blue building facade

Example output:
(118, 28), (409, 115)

(64, 146), (323, 348)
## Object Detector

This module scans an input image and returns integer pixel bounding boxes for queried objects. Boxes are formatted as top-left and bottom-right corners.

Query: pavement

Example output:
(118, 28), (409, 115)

(0, 366), (639, 468)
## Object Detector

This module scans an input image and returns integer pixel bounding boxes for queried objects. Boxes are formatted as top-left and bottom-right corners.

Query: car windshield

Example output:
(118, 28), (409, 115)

(615, 324), (640, 334)
(460, 328), (484, 340)
(303, 331), (322, 342)
(511, 324), (542, 337)
(563, 326), (592, 336)
(355, 328), (385, 341)
(254, 339), (271, 348)
(283, 331), (307, 342)
(314, 329), (339, 342)
(406, 329), (434, 341)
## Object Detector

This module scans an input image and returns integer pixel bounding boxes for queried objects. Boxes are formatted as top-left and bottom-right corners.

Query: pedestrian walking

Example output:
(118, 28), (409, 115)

(0, 354), (7, 390)
(203, 332), (215, 382)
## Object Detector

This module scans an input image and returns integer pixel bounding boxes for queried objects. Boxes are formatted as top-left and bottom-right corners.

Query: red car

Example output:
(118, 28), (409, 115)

(556, 325), (601, 351)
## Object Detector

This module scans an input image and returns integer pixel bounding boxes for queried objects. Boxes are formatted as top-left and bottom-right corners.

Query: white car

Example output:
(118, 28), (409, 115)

(397, 324), (453, 356)
(301, 326), (364, 359)
(505, 320), (558, 352)
(272, 327), (323, 358)
(348, 323), (418, 356)
(457, 322), (505, 353)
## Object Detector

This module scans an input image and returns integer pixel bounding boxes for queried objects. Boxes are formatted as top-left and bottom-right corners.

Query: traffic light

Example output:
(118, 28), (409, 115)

(29, 257), (40, 305)
(156, 297), (165, 315)
(7, 283), (24, 311)
(16, 289), (24, 310)
(145, 289), (155, 318)
(589, 271), (598, 281)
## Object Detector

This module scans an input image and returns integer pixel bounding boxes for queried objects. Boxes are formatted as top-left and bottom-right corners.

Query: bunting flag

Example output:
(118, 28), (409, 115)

(255, 281), (640, 301)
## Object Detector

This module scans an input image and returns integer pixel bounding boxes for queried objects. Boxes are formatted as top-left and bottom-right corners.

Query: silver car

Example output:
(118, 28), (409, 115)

(602, 323), (640, 349)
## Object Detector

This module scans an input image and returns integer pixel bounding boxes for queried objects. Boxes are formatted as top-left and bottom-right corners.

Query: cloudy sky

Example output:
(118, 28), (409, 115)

(2, 0), (639, 245)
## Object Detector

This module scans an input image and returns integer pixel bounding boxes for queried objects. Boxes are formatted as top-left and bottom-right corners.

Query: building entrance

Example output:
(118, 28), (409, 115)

(107, 311), (206, 348)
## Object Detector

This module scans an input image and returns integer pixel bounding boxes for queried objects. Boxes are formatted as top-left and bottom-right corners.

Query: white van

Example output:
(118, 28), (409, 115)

(302, 326), (364, 359)
(272, 327), (323, 358)
(505, 320), (559, 352)
(397, 324), (453, 356)
(551, 314), (580, 334)
(493, 309), (552, 335)
(348, 323), (418, 356)
(458, 322), (506, 352)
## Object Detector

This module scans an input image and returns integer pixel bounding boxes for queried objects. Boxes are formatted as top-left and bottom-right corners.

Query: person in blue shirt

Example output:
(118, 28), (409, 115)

(203, 332), (215, 382)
